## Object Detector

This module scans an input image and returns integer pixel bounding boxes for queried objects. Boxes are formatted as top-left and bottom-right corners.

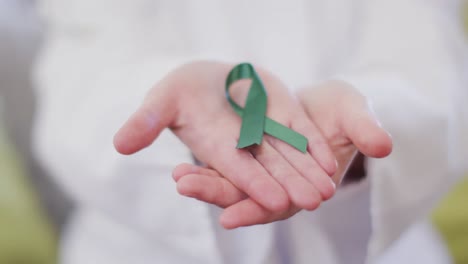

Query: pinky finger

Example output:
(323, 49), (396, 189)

(220, 199), (300, 229)
(176, 172), (246, 208)
(173, 163), (220, 181)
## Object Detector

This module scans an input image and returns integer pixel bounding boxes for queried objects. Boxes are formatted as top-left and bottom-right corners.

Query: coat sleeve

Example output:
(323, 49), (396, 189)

(336, 0), (468, 261)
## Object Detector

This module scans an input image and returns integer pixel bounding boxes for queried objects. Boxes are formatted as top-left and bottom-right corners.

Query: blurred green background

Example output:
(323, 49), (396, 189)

(433, 178), (468, 264)
(0, 124), (57, 264)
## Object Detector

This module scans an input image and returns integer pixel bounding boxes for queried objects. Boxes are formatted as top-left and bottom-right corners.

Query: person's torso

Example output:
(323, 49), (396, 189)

(36, 1), (371, 263)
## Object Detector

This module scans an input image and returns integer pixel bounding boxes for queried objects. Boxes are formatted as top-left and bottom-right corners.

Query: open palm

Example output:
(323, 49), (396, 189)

(114, 61), (340, 222)
(173, 80), (393, 229)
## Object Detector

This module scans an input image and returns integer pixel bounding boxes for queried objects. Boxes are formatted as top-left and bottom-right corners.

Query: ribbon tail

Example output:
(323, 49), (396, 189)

(264, 118), (308, 153)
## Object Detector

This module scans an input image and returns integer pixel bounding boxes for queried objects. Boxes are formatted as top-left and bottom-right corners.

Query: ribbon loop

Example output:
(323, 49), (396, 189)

(226, 63), (308, 153)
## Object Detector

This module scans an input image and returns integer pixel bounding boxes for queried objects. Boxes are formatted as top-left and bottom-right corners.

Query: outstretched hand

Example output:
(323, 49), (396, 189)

(173, 80), (393, 229)
(114, 61), (339, 224)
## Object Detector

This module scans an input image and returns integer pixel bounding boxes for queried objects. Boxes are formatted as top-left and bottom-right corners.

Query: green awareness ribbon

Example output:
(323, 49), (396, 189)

(226, 63), (308, 153)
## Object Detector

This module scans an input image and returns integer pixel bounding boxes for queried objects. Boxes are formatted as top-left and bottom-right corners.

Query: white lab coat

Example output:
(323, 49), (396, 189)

(33, 0), (468, 263)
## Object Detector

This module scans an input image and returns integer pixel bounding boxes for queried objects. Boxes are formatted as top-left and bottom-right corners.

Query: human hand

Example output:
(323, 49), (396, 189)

(114, 61), (337, 217)
(173, 80), (393, 229)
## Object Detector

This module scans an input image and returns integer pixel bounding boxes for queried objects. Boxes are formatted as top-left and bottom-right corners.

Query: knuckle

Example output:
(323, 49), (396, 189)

(270, 196), (291, 213)
(309, 137), (328, 149)
(214, 181), (230, 208)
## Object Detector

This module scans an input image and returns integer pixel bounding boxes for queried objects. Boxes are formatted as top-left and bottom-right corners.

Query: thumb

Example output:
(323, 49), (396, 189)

(113, 84), (177, 155)
(342, 100), (393, 158)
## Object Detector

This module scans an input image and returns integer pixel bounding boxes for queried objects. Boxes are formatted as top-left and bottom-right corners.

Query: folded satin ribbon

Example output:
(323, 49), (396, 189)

(226, 63), (308, 153)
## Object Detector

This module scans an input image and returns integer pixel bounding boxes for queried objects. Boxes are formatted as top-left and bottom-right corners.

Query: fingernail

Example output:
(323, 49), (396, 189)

(330, 179), (336, 189)
(367, 101), (382, 128)
(331, 159), (339, 176)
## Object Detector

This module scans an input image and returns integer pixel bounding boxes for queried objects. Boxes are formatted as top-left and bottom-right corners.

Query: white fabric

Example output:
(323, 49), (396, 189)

(376, 219), (453, 264)
(32, 0), (468, 263)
